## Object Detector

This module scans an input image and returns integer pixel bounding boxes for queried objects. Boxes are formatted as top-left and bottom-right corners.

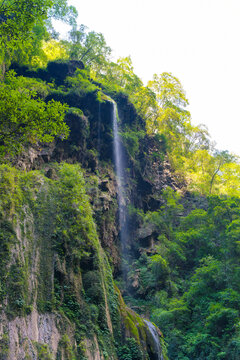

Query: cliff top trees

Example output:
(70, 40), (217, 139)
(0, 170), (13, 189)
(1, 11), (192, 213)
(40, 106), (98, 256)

(0, 0), (51, 70)
(67, 24), (111, 72)
(0, 71), (69, 158)
(0, 0), (77, 73)
(0, 1), (75, 159)
(148, 72), (189, 111)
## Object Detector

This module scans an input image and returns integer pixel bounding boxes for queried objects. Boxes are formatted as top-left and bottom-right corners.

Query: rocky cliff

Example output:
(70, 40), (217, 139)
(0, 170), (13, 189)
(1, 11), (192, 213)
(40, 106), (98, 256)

(0, 61), (173, 359)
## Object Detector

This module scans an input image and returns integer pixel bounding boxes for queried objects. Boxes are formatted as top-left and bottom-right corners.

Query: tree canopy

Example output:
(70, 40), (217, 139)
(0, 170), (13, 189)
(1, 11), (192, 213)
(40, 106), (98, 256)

(0, 0), (77, 73)
(0, 71), (69, 158)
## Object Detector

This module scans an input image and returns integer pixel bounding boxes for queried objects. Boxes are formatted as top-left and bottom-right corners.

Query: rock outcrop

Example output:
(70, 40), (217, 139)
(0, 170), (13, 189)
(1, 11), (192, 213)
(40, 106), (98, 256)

(0, 61), (171, 359)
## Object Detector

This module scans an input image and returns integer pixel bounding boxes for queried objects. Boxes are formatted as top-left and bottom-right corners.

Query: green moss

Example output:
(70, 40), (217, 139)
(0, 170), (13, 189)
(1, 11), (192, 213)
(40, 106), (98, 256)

(57, 334), (77, 360)
(0, 331), (9, 357)
(6, 260), (30, 317)
(34, 342), (53, 360)
(124, 310), (140, 342)
(116, 285), (145, 345)
(0, 165), (22, 217)
(159, 337), (168, 360)
(66, 69), (100, 94)
(122, 308), (148, 346)
(0, 218), (15, 298)
(102, 258), (121, 336)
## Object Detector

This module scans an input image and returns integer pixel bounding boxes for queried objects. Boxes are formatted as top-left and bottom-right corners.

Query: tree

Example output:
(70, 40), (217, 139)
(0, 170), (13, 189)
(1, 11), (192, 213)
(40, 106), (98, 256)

(48, 0), (77, 26)
(218, 161), (240, 197)
(148, 72), (189, 111)
(95, 56), (159, 123)
(184, 149), (235, 195)
(0, 71), (69, 158)
(0, 0), (51, 71)
(107, 56), (142, 91)
(0, 0), (77, 73)
(131, 85), (158, 123)
(30, 39), (68, 68)
(185, 123), (211, 153)
(67, 24), (111, 71)
(209, 151), (234, 194)
(146, 72), (193, 171)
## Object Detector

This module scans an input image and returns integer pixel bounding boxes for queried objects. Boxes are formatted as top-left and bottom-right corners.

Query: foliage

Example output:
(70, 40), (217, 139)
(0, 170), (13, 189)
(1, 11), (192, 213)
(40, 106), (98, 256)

(67, 24), (111, 71)
(0, 332), (9, 356)
(2, 0), (240, 197)
(117, 338), (143, 360)
(0, 0), (51, 68)
(148, 72), (189, 110)
(0, 0), (77, 72)
(128, 191), (240, 360)
(0, 163), (123, 357)
(102, 57), (142, 92)
(31, 39), (68, 68)
(120, 128), (145, 159)
(65, 69), (100, 95)
(0, 71), (69, 158)
(184, 149), (236, 195)
(48, 0), (78, 26)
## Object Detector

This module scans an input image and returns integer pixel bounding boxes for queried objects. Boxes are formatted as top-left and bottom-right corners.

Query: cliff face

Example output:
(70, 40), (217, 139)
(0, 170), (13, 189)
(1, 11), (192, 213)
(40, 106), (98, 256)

(0, 62), (172, 359)
(0, 162), (168, 359)
(0, 163), (162, 359)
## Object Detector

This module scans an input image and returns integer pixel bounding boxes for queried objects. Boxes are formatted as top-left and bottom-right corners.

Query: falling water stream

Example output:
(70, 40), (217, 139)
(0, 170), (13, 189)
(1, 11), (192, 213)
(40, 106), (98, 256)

(144, 320), (164, 360)
(112, 101), (129, 262)
(97, 102), (102, 158)
(112, 101), (163, 359)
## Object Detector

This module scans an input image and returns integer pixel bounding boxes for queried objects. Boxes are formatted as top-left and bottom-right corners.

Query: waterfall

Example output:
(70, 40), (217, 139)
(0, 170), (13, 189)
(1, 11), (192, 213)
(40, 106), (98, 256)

(97, 102), (101, 158)
(112, 102), (129, 263)
(112, 101), (164, 360)
(144, 320), (164, 360)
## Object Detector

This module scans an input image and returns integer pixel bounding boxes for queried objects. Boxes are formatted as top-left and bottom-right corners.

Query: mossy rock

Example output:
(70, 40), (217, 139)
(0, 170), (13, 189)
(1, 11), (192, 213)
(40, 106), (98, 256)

(115, 285), (168, 359)
(47, 60), (84, 86)
(116, 285), (146, 345)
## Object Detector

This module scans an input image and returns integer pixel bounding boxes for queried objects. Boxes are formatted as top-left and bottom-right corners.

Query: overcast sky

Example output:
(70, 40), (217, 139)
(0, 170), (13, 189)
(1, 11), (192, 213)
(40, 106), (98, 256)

(55, 0), (240, 155)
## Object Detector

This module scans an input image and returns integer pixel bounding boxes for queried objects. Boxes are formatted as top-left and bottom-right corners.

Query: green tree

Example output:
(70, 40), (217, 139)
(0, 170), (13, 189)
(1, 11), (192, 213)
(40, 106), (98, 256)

(184, 149), (236, 195)
(147, 72), (193, 171)
(131, 85), (158, 123)
(0, 0), (77, 73)
(148, 72), (189, 111)
(48, 0), (77, 26)
(0, 71), (69, 158)
(67, 24), (111, 71)
(218, 161), (240, 197)
(0, 0), (51, 72)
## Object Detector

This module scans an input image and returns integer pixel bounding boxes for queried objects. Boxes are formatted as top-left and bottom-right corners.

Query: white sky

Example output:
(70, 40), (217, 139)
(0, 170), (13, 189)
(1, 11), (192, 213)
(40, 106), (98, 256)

(55, 0), (240, 155)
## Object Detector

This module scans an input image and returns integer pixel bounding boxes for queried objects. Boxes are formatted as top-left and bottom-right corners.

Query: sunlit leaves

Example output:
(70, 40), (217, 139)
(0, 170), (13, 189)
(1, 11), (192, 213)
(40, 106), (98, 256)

(148, 72), (189, 110)
(183, 149), (239, 195)
(31, 39), (68, 67)
(48, 0), (78, 26)
(0, 0), (77, 71)
(219, 162), (240, 197)
(67, 24), (111, 70)
(0, 71), (69, 158)
(0, 0), (52, 67)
